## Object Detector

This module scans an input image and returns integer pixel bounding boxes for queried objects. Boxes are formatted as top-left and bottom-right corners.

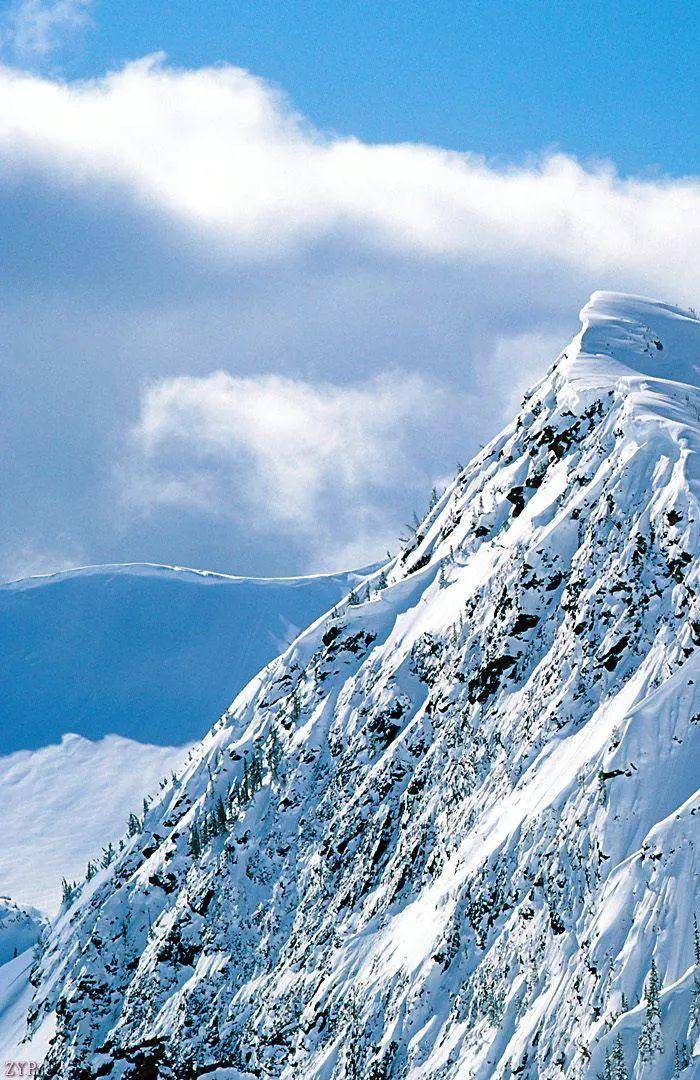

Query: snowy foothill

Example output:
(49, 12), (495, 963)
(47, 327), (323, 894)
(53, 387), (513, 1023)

(0, 899), (47, 1066)
(0, 734), (189, 915)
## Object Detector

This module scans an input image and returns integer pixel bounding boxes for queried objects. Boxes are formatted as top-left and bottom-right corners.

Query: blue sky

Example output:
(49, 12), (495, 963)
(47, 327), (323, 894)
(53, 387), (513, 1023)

(0, 1), (699, 580)
(58, 1), (699, 177)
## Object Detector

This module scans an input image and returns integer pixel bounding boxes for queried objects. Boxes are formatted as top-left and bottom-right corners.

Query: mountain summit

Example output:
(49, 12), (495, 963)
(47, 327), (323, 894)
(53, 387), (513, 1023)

(18, 294), (700, 1077)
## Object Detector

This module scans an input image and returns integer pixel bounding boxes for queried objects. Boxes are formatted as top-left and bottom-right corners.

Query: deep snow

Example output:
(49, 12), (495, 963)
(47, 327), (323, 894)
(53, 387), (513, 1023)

(0, 734), (188, 914)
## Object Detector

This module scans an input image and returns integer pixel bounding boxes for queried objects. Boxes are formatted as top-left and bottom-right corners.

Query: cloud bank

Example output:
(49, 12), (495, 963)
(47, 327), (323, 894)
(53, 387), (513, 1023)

(1, 55), (699, 577)
(123, 371), (453, 568)
(1, 55), (700, 288)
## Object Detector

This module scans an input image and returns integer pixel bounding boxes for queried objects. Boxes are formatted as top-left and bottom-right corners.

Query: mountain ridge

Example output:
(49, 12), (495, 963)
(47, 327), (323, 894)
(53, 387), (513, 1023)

(0, 561), (364, 591)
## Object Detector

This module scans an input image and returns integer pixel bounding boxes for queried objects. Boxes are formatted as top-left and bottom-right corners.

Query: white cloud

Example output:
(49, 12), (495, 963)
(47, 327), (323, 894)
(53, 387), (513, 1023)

(3, 0), (92, 59)
(3, 54), (700, 575)
(0, 56), (699, 303)
(122, 370), (453, 566)
(488, 329), (569, 421)
(0, 538), (86, 583)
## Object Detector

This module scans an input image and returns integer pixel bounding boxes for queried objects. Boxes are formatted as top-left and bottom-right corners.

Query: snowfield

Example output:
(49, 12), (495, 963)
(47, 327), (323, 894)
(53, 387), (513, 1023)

(0, 734), (188, 915)
(2, 293), (700, 1078)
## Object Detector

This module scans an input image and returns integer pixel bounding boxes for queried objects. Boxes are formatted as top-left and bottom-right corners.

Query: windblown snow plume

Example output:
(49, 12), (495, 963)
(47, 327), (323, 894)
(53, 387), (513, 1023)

(16, 294), (700, 1077)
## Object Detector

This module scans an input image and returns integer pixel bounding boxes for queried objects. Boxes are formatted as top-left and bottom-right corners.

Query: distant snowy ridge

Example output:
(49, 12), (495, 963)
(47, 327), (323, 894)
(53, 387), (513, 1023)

(0, 900), (46, 1065)
(0, 561), (364, 753)
(0, 899), (44, 968)
(12, 294), (700, 1078)
(0, 560), (353, 591)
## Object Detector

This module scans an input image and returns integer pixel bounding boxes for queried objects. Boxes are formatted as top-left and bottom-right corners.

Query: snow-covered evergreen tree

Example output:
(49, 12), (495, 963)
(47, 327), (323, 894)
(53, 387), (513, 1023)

(638, 958), (664, 1064)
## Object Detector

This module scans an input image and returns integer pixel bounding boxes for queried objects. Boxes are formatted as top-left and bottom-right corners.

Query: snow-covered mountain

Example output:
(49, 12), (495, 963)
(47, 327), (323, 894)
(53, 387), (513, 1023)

(0, 562), (362, 752)
(0, 563), (360, 914)
(11, 294), (700, 1077)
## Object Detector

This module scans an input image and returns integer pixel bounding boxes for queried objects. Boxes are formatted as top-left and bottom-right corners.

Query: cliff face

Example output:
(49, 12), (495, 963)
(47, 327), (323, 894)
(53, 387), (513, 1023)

(28, 294), (700, 1078)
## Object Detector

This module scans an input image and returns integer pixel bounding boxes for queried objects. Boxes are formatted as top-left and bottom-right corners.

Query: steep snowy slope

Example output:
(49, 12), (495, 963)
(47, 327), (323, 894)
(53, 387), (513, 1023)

(0, 562), (361, 752)
(17, 294), (700, 1078)
(0, 564), (360, 914)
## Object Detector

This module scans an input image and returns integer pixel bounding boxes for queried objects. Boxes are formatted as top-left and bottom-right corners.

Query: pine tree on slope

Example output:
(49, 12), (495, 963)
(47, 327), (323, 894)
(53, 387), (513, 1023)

(638, 958), (664, 1064)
